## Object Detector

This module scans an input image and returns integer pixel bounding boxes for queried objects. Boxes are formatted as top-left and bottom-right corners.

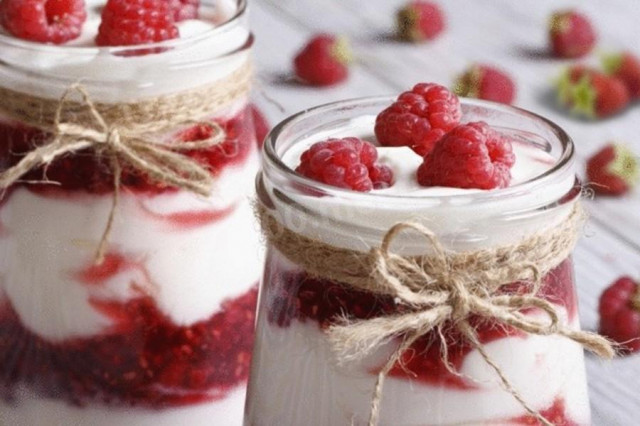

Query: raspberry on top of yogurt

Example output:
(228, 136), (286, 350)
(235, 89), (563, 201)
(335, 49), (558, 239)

(0, 0), (88, 44)
(296, 137), (394, 192)
(0, 0), (211, 46)
(295, 83), (518, 193)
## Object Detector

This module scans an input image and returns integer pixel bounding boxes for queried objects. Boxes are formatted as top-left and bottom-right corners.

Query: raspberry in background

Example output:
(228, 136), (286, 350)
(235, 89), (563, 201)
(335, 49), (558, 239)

(96, 0), (179, 47)
(375, 83), (461, 157)
(169, 0), (199, 21)
(296, 137), (394, 192)
(0, 0), (87, 44)
(293, 34), (351, 86)
(417, 121), (515, 190)
(603, 51), (640, 99)
(396, 1), (445, 42)
(454, 64), (516, 105)
(556, 66), (630, 119)
(598, 276), (640, 354)
(586, 143), (638, 196)
(549, 10), (596, 58)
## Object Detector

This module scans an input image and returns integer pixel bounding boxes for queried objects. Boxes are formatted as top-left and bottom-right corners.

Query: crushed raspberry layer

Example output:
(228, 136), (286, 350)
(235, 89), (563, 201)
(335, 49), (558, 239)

(0, 107), (255, 196)
(267, 259), (576, 388)
(0, 286), (257, 408)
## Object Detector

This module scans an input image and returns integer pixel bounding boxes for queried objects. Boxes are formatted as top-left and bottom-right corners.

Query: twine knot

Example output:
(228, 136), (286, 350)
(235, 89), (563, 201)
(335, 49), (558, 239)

(0, 83), (234, 264)
(258, 204), (615, 426)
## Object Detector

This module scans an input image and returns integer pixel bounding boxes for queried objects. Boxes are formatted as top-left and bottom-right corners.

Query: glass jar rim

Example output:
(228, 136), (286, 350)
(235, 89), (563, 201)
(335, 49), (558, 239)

(0, 0), (247, 56)
(262, 96), (577, 211)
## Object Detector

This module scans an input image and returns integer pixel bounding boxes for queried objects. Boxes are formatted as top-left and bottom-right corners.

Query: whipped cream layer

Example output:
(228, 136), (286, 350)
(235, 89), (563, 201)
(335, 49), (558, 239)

(272, 114), (577, 252)
(0, 0), (250, 101)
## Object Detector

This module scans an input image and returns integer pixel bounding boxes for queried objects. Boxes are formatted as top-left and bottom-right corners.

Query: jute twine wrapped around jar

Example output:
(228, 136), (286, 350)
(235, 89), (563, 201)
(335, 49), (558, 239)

(258, 203), (615, 426)
(0, 62), (252, 263)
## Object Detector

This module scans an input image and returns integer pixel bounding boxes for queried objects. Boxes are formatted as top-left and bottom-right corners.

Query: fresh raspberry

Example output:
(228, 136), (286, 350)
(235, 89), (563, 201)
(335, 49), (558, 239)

(96, 0), (179, 47)
(556, 65), (630, 119)
(396, 1), (445, 42)
(293, 34), (351, 86)
(375, 83), (461, 157)
(0, 0), (87, 44)
(603, 51), (640, 99)
(249, 104), (270, 148)
(549, 10), (596, 58)
(587, 143), (638, 196)
(417, 121), (515, 190)
(295, 137), (394, 192)
(168, 0), (199, 21)
(598, 276), (640, 353)
(454, 64), (516, 105)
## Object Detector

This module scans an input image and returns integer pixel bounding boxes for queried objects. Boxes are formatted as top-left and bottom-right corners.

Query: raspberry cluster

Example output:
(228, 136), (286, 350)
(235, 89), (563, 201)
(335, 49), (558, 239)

(296, 83), (516, 192)
(0, 0), (200, 45)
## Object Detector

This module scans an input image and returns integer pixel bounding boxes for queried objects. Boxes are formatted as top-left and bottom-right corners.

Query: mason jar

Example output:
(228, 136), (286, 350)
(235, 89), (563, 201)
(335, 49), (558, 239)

(245, 97), (609, 425)
(0, 1), (261, 425)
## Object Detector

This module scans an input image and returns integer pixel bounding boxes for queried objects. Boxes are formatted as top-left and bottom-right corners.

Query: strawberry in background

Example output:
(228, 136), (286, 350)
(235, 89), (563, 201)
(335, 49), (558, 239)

(396, 1), (445, 43)
(549, 10), (596, 58)
(454, 64), (516, 105)
(587, 143), (638, 196)
(293, 34), (352, 86)
(603, 51), (640, 99)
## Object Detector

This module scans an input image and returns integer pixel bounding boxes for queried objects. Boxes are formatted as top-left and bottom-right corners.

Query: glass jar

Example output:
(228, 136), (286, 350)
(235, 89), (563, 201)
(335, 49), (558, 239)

(0, 1), (261, 425)
(246, 97), (596, 425)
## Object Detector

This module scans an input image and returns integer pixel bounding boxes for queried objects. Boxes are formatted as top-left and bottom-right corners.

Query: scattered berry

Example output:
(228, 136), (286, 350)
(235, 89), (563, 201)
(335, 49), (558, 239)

(375, 83), (461, 157)
(599, 276), (640, 353)
(0, 0), (87, 44)
(549, 10), (596, 58)
(454, 64), (516, 105)
(586, 143), (638, 196)
(556, 66), (630, 119)
(417, 121), (515, 190)
(96, 0), (179, 47)
(168, 0), (199, 21)
(296, 137), (394, 191)
(293, 34), (351, 86)
(603, 51), (640, 99)
(396, 1), (445, 42)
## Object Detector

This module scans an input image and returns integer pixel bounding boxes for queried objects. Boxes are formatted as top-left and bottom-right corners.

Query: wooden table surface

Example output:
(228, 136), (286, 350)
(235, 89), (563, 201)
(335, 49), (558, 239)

(249, 0), (640, 424)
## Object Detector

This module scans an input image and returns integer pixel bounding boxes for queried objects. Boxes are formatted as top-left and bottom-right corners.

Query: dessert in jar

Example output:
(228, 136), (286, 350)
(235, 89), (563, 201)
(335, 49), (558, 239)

(0, 1), (261, 425)
(246, 88), (614, 425)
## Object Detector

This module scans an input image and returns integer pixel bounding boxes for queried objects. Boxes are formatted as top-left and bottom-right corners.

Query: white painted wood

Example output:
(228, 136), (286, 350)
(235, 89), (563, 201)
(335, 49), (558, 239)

(250, 1), (640, 423)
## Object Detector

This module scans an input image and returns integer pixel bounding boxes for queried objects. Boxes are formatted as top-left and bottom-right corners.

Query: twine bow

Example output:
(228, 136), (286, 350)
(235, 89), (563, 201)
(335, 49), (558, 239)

(258, 205), (616, 426)
(0, 84), (226, 263)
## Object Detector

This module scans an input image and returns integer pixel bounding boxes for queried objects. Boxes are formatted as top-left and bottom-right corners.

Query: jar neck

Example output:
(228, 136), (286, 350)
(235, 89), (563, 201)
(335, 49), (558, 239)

(0, 0), (252, 103)
(259, 97), (578, 253)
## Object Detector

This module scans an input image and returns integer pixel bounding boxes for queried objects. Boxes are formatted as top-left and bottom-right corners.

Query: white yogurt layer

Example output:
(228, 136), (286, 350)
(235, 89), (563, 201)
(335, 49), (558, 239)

(272, 115), (577, 252)
(1, 385), (246, 426)
(0, 0), (251, 101)
(0, 143), (260, 341)
(247, 319), (590, 426)
(245, 255), (590, 425)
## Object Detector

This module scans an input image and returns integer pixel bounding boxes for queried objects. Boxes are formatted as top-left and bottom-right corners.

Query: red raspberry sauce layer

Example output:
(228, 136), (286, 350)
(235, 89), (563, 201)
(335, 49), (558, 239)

(0, 106), (255, 196)
(512, 398), (577, 425)
(267, 259), (577, 388)
(0, 286), (257, 408)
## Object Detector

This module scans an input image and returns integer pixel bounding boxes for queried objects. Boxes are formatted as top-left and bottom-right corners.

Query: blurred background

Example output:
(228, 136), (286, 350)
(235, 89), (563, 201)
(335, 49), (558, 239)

(250, 0), (640, 424)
